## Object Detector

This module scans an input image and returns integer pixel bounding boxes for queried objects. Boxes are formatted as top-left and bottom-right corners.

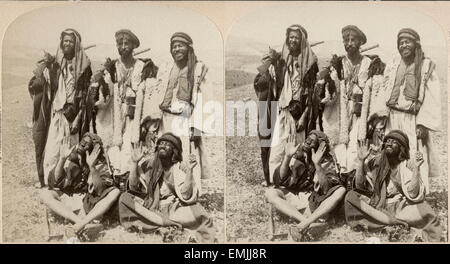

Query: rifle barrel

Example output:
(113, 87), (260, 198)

(361, 44), (379, 53)
(83, 44), (96, 50)
(37, 44), (96, 63)
(310, 41), (325, 47)
(134, 48), (151, 56)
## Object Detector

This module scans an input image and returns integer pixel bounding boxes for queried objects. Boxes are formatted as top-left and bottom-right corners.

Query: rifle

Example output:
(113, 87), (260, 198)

(37, 44), (96, 64)
(134, 48), (151, 56)
(361, 44), (379, 53)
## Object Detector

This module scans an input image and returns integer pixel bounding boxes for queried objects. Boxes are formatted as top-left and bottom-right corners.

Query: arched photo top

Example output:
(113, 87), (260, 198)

(2, 2), (224, 92)
(226, 3), (447, 80)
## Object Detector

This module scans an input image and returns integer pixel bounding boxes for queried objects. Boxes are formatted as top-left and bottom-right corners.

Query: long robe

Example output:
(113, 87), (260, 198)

(322, 55), (372, 173)
(371, 56), (442, 192)
(31, 45), (92, 185)
(158, 60), (210, 186)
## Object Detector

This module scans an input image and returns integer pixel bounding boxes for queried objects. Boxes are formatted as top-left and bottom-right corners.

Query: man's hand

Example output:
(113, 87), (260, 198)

(60, 137), (75, 160)
(285, 135), (300, 157)
(414, 151), (424, 168)
(268, 47), (278, 62)
(416, 125), (428, 140)
(131, 142), (147, 163)
(357, 139), (371, 161)
(296, 118), (305, 132)
(311, 142), (327, 165)
(86, 144), (101, 169)
(43, 51), (55, 66)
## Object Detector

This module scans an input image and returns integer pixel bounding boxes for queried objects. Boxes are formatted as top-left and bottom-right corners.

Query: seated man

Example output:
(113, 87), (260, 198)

(40, 133), (120, 239)
(344, 130), (442, 242)
(265, 130), (346, 241)
(118, 132), (215, 243)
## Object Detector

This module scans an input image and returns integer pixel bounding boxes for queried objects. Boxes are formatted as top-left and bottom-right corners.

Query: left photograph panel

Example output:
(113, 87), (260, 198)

(1, 2), (225, 243)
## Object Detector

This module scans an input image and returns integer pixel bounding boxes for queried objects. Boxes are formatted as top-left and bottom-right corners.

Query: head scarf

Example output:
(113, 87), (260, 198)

(156, 132), (183, 162)
(55, 28), (91, 87)
(281, 24), (317, 80)
(341, 25), (367, 45)
(370, 130), (410, 209)
(144, 132), (183, 210)
(170, 32), (198, 96)
(115, 29), (140, 49)
(383, 129), (410, 160)
(397, 28), (424, 101)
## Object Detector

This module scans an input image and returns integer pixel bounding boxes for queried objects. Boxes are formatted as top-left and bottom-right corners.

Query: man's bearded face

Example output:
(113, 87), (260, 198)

(171, 41), (189, 62)
(301, 134), (319, 153)
(343, 31), (361, 56)
(157, 140), (175, 159)
(287, 30), (302, 53)
(398, 37), (416, 60)
(77, 136), (93, 155)
(61, 34), (75, 57)
(116, 35), (135, 58)
(384, 138), (401, 157)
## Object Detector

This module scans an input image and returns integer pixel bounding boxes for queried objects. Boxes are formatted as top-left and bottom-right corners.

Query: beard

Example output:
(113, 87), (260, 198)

(157, 147), (173, 160)
(62, 46), (75, 58)
(345, 45), (359, 55)
(118, 48), (133, 58)
(288, 42), (300, 54)
(385, 145), (400, 158)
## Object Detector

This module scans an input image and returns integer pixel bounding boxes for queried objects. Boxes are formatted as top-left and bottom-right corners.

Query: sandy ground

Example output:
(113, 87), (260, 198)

(225, 83), (448, 243)
(1, 64), (225, 243)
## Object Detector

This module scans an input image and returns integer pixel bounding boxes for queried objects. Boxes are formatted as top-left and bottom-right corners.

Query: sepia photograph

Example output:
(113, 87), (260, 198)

(225, 3), (448, 242)
(1, 0), (450, 246)
(1, 2), (224, 243)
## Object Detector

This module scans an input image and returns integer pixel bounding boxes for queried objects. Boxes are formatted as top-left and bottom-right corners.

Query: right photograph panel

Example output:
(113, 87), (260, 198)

(225, 3), (448, 243)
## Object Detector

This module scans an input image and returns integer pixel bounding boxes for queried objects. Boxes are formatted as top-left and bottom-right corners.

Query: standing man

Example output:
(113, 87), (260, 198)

(29, 29), (93, 188)
(254, 24), (320, 186)
(371, 28), (442, 192)
(158, 32), (210, 182)
(91, 29), (158, 176)
(321, 25), (384, 174)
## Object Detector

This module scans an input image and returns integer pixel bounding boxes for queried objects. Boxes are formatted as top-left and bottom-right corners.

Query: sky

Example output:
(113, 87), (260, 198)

(3, 2), (223, 65)
(228, 3), (447, 52)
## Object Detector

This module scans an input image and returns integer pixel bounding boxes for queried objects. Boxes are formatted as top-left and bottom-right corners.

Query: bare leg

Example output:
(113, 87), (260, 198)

(40, 189), (82, 224)
(265, 188), (307, 223)
(297, 187), (346, 229)
(73, 188), (120, 232)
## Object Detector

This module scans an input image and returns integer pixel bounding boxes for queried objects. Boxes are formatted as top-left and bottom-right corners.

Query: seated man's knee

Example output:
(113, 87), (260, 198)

(265, 188), (279, 203)
(118, 192), (134, 206)
(108, 188), (121, 200)
(334, 186), (347, 198)
(40, 188), (56, 204)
